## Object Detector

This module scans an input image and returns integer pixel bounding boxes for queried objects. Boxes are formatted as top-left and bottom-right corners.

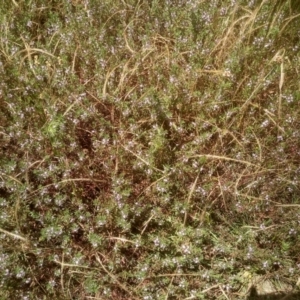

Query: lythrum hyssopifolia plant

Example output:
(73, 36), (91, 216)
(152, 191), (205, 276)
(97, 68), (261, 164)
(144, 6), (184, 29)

(1, 0), (300, 299)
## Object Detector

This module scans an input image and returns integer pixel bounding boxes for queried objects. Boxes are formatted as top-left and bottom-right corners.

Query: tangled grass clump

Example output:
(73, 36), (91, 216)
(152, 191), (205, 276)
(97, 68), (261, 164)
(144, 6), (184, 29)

(0, 0), (300, 299)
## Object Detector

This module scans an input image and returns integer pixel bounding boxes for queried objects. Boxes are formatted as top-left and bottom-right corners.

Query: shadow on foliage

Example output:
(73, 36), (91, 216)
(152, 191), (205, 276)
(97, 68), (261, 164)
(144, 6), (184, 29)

(247, 286), (300, 300)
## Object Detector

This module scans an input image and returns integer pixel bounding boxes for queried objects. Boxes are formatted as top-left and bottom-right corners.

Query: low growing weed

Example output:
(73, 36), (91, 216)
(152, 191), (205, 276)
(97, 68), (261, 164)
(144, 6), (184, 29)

(0, 0), (300, 299)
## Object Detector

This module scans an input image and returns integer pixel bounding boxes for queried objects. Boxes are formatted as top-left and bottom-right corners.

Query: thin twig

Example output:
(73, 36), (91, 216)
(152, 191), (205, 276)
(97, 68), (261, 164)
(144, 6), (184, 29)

(121, 144), (163, 173)
(0, 227), (28, 243)
(184, 170), (200, 225)
(186, 154), (259, 167)
(29, 178), (105, 196)
(95, 253), (138, 299)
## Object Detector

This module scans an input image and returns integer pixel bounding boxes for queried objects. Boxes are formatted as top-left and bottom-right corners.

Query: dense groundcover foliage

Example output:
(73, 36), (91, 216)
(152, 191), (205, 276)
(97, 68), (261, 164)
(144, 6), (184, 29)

(0, 0), (300, 299)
